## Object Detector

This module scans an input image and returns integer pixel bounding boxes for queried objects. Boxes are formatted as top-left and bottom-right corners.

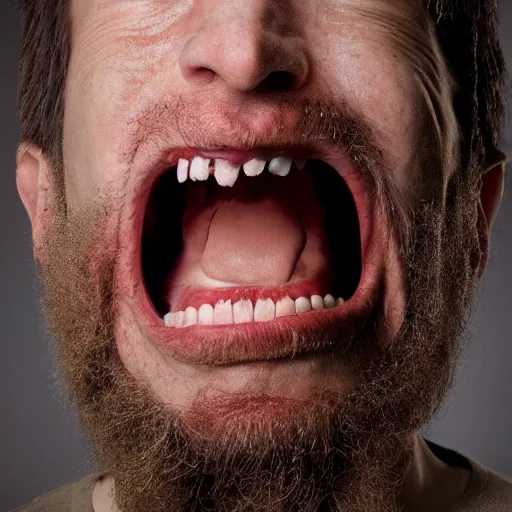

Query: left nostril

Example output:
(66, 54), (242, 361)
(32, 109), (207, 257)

(257, 71), (296, 93)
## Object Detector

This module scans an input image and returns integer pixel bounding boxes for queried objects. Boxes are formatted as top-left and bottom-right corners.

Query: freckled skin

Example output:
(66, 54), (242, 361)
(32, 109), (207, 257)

(63, 0), (456, 410)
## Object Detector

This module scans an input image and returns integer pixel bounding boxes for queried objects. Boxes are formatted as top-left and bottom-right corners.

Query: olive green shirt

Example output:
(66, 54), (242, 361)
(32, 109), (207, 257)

(12, 444), (512, 511)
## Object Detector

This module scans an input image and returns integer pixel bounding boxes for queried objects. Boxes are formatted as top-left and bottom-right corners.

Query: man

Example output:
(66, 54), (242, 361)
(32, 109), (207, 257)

(13, 0), (512, 510)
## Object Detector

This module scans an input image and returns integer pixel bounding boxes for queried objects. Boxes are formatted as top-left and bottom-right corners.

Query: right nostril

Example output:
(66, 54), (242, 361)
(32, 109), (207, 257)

(185, 66), (216, 85)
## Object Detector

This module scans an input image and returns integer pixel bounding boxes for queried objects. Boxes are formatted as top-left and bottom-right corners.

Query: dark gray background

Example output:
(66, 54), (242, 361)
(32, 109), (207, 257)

(1, 2), (511, 510)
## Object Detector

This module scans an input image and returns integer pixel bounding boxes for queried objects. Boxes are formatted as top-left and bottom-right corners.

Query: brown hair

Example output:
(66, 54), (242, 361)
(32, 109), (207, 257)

(19, 1), (69, 192)
(18, 0), (506, 176)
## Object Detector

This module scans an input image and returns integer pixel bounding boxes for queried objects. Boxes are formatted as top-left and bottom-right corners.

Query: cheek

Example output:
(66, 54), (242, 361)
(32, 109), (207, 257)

(63, 57), (142, 208)
(312, 37), (416, 333)
(63, 4), (191, 208)
(321, 40), (419, 183)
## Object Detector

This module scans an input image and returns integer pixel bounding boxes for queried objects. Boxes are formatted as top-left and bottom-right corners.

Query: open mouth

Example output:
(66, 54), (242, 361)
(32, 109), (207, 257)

(141, 153), (363, 330)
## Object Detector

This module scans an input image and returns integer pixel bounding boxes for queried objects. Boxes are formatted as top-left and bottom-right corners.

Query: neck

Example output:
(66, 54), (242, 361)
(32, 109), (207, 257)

(400, 433), (470, 512)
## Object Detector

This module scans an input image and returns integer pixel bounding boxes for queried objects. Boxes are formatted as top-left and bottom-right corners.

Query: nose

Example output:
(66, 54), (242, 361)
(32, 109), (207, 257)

(179, 0), (310, 93)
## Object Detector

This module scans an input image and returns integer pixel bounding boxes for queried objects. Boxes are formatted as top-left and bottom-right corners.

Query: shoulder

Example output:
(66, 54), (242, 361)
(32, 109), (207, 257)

(10, 474), (98, 512)
(429, 441), (512, 511)
(459, 462), (512, 511)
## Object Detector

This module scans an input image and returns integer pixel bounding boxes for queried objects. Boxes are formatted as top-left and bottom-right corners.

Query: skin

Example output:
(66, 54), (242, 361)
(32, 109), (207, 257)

(16, 0), (505, 509)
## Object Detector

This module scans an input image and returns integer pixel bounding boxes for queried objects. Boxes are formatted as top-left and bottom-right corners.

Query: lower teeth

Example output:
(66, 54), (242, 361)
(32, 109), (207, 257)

(164, 294), (344, 328)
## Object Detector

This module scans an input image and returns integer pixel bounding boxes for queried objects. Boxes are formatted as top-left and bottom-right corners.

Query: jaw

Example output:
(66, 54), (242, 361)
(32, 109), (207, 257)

(112, 144), (396, 410)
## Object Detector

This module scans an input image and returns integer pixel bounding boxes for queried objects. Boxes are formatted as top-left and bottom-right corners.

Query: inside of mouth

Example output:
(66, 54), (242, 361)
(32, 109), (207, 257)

(142, 160), (362, 316)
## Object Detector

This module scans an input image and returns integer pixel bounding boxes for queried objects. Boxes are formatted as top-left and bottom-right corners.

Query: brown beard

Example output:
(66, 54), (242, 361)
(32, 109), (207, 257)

(39, 124), (482, 511)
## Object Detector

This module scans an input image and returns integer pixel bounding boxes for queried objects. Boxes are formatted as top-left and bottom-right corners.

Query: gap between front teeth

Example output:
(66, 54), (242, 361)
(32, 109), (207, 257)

(164, 294), (344, 328)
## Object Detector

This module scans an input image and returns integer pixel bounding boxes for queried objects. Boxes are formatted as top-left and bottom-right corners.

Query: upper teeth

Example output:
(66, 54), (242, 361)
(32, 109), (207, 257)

(243, 158), (266, 177)
(268, 157), (293, 177)
(177, 158), (189, 183)
(214, 159), (240, 187)
(175, 156), (297, 187)
(189, 156), (210, 182)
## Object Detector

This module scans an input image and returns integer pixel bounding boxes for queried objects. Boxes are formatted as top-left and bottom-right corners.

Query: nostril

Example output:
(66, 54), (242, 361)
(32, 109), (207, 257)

(179, 23), (310, 93)
(257, 71), (297, 93)
(182, 65), (216, 85)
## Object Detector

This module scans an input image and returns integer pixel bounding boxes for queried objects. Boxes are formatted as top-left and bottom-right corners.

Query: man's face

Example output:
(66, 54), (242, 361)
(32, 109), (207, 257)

(61, 0), (457, 407)
(30, 0), (489, 510)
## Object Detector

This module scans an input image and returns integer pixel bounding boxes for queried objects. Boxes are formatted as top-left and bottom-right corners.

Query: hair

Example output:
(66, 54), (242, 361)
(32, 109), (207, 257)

(18, 0), (506, 179)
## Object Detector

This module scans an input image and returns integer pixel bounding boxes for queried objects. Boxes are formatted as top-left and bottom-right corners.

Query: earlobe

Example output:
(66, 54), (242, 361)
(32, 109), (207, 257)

(16, 143), (53, 258)
(476, 160), (506, 278)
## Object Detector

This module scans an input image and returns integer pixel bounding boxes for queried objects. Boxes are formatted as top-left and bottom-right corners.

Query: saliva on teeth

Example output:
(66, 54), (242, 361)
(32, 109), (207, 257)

(176, 156), (303, 187)
(164, 294), (345, 328)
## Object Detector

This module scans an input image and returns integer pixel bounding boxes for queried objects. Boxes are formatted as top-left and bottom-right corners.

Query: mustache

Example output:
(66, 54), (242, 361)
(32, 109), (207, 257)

(127, 96), (385, 172)
(125, 95), (413, 250)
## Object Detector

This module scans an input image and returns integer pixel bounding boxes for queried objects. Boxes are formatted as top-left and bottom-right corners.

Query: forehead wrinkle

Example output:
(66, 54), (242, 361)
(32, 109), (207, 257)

(72, 1), (192, 47)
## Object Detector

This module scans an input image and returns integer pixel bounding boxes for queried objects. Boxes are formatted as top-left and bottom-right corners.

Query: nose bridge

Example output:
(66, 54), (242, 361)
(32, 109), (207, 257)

(205, 0), (288, 35)
(179, 0), (309, 93)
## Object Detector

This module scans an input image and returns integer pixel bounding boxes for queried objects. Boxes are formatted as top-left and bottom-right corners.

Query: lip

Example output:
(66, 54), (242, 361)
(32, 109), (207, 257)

(138, 236), (381, 366)
(123, 142), (383, 367)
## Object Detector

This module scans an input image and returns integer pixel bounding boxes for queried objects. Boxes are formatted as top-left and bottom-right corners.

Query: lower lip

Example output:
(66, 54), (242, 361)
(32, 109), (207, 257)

(139, 276), (378, 366)
(133, 218), (381, 366)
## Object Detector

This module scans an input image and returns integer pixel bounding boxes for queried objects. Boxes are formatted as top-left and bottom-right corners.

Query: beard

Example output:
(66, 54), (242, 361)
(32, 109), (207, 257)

(39, 126), (482, 511)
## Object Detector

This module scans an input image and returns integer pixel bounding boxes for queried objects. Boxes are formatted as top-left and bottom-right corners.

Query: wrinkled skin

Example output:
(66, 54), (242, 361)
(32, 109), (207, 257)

(16, 0), (505, 511)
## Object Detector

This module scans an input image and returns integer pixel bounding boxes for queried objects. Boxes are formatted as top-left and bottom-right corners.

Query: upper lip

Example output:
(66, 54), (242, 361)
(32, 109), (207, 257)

(126, 100), (365, 192)
(120, 107), (382, 366)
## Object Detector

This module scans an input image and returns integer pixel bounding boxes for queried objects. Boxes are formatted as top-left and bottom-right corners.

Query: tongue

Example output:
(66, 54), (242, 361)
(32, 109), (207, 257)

(176, 169), (327, 288)
(201, 198), (305, 285)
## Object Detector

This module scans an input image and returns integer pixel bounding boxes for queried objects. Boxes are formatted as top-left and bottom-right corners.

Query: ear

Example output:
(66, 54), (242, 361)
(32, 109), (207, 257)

(476, 158), (506, 279)
(16, 143), (55, 261)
